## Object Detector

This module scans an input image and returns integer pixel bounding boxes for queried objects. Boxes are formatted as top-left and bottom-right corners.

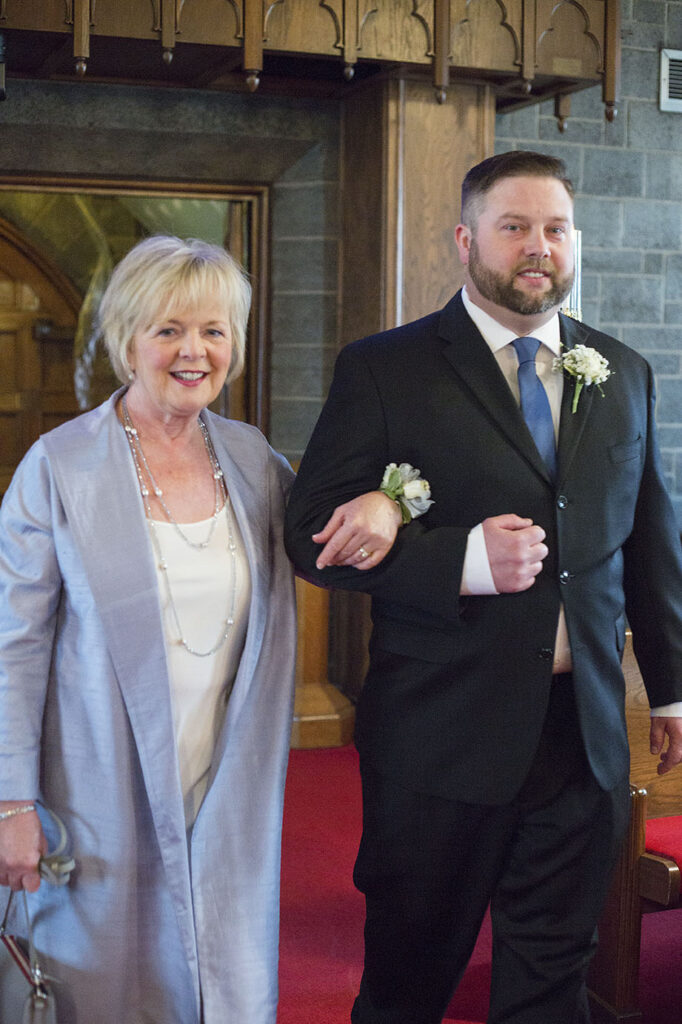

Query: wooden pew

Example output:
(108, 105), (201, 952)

(587, 634), (682, 1022)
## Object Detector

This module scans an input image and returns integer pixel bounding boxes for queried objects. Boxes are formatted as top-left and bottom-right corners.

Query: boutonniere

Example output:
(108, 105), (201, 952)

(380, 463), (433, 524)
(553, 344), (612, 413)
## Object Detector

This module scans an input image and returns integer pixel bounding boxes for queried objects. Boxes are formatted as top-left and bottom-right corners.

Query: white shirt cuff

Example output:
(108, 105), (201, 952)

(651, 702), (682, 717)
(461, 523), (499, 596)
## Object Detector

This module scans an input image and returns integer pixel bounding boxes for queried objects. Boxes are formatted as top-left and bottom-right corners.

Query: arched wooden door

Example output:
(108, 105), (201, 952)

(0, 218), (81, 497)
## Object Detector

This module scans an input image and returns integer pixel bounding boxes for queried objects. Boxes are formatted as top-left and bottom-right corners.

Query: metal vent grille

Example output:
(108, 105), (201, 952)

(660, 49), (682, 112)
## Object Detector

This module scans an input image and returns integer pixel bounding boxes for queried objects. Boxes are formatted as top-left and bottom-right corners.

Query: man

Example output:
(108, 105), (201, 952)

(284, 151), (682, 1024)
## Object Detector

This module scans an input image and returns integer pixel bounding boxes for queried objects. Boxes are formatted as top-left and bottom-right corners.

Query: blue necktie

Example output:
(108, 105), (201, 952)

(512, 337), (557, 481)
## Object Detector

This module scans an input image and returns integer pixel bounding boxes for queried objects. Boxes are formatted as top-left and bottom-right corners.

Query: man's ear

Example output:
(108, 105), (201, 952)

(454, 224), (471, 265)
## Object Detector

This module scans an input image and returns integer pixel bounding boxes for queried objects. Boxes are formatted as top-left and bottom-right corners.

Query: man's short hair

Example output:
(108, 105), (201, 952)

(461, 151), (575, 226)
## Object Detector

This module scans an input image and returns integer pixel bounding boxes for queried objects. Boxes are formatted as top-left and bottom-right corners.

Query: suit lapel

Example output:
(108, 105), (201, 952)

(556, 315), (595, 486)
(438, 294), (554, 485)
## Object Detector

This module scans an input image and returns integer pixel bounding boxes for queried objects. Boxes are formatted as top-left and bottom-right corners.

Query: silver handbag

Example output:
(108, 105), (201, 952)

(0, 889), (57, 1023)
(0, 810), (75, 1024)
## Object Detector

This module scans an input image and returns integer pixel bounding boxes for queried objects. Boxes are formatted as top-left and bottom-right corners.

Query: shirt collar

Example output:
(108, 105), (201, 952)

(461, 286), (561, 356)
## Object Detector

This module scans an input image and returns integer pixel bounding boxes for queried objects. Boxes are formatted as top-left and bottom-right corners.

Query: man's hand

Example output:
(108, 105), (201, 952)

(482, 513), (548, 593)
(313, 492), (403, 571)
(650, 716), (682, 775)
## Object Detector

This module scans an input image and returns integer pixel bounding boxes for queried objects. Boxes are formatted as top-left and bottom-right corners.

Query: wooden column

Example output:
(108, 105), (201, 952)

(333, 75), (495, 699)
(290, 578), (355, 749)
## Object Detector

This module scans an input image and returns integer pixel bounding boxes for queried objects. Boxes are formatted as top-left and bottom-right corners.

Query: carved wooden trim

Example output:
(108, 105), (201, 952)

(603, 0), (620, 121)
(521, 0), (536, 91)
(244, 0), (265, 89)
(356, 0), (378, 54)
(451, 1), (521, 80)
(537, 1), (602, 72)
(320, 0), (342, 49)
(433, 0), (450, 103)
(159, 0), (181, 61)
(1, 0), (613, 107)
(72, 0), (93, 75)
(411, 0), (433, 56)
(554, 92), (570, 132)
(341, 0), (357, 78)
(262, 0), (283, 38)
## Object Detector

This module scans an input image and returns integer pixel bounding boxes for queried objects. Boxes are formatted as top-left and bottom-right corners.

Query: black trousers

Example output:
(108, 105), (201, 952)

(350, 676), (630, 1024)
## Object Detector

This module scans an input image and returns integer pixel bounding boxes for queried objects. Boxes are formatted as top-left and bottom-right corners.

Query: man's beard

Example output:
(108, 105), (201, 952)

(468, 238), (574, 316)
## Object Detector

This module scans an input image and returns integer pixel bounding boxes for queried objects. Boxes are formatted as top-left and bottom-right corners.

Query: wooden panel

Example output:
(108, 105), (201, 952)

(0, 223), (80, 499)
(398, 78), (495, 322)
(639, 852), (680, 907)
(358, 0), (433, 65)
(339, 82), (386, 343)
(535, 0), (604, 79)
(264, 0), (340, 56)
(174, 0), (242, 46)
(0, 0), (70, 33)
(335, 75), (493, 700)
(342, 77), (494, 338)
(86, 0), (158, 40)
(0, 317), (41, 488)
(0, 0), (613, 108)
(450, 0), (521, 73)
(587, 786), (646, 1020)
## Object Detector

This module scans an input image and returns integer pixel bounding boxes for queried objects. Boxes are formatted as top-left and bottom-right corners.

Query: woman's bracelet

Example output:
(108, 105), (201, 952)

(0, 803), (36, 822)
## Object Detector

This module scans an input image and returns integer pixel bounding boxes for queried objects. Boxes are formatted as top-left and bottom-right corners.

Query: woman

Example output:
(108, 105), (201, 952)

(0, 236), (399, 1023)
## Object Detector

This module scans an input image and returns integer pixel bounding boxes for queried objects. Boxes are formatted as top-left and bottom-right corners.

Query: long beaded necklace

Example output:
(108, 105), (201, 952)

(121, 394), (238, 658)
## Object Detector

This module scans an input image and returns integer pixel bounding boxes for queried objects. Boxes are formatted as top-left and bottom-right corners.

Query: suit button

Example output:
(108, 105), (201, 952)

(559, 570), (573, 584)
(538, 648), (554, 661)
(557, 495), (568, 509)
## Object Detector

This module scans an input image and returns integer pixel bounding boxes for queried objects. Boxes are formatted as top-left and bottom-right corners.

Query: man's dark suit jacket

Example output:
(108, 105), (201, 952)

(284, 291), (682, 806)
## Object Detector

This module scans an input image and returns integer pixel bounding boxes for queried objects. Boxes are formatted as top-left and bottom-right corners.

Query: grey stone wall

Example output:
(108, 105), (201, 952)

(271, 136), (340, 465)
(496, 0), (682, 527)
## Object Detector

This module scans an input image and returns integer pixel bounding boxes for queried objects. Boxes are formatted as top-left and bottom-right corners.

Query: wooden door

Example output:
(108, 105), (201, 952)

(0, 219), (81, 497)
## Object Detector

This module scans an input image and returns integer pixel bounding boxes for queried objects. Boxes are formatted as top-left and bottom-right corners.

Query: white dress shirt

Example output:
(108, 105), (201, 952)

(459, 288), (681, 715)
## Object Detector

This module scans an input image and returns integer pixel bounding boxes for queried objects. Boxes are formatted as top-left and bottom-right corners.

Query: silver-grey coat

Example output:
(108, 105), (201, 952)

(0, 392), (297, 1023)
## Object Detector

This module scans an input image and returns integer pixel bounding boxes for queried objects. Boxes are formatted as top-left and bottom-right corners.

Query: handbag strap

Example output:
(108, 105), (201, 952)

(1, 890), (51, 995)
(0, 806), (75, 994)
(38, 808), (76, 887)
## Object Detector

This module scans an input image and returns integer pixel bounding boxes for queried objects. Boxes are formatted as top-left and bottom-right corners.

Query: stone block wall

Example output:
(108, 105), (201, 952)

(271, 140), (340, 465)
(496, 0), (682, 526)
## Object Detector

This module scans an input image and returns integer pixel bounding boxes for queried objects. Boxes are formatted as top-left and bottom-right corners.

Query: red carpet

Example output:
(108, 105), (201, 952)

(279, 746), (681, 1024)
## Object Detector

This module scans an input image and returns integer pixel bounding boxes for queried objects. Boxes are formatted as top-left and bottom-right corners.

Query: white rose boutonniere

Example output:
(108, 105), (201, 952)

(553, 344), (612, 413)
(380, 463), (434, 524)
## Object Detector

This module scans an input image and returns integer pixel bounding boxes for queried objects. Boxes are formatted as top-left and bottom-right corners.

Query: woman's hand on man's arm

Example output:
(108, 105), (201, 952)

(312, 492), (403, 571)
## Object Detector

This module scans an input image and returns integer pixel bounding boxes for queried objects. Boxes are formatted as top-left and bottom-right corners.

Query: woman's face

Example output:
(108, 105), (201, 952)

(127, 303), (233, 423)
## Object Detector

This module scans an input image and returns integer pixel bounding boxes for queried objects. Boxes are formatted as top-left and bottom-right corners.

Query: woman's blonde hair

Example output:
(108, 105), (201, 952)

(98, 235), (252, 384)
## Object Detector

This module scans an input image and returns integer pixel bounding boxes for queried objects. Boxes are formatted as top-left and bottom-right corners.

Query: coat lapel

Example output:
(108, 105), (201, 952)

(556, 315), (595, 486)
(201, 413), (269, 731)
(43, 393), (199, 992)
(438, 293), (554, 485)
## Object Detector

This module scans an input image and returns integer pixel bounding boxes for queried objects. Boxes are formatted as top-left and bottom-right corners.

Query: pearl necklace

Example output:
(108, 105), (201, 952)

(122, 394), (224, 550)
(121, 395), (238, 658)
